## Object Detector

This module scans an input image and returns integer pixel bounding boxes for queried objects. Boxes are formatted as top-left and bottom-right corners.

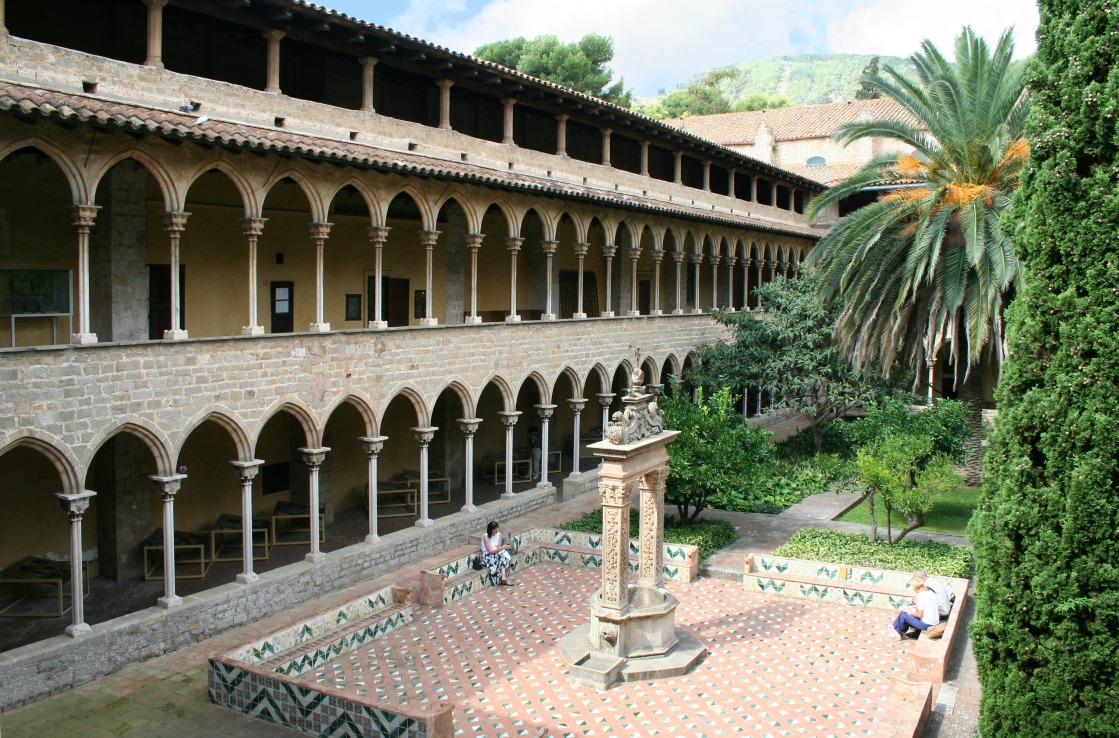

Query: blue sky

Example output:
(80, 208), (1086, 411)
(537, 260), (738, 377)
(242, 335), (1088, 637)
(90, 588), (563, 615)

(323, 1), (1040, 96)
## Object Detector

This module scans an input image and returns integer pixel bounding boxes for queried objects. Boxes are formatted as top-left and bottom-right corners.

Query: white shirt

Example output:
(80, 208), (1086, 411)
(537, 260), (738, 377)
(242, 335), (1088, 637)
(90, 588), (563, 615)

(482, 532), (502, 555)
(925, 577), (952, 617)
(915, 589), (940, 626)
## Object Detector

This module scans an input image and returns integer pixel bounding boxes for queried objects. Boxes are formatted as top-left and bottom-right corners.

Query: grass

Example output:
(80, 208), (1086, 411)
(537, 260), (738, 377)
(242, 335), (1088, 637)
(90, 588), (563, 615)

(835, 485), (980, 537)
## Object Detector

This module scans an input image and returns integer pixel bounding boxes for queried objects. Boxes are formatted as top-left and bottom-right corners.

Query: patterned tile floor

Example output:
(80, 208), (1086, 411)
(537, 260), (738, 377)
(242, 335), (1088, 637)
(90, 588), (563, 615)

(291, 563), (919, 737)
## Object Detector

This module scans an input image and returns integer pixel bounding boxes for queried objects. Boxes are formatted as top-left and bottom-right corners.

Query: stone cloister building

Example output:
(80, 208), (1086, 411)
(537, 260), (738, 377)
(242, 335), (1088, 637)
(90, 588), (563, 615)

(0, 0), (819, 703)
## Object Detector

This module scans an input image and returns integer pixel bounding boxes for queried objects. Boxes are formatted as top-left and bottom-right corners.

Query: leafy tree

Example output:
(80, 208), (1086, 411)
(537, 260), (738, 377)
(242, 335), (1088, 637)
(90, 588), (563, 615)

(840, 395), (970, 462)
(854, 56), (882, 99)
(642, 85), (730, 119)
(730, 93), (791, 111)
(474, 33), (632, 107)
(969, 2), (1119, 735)
(692, 270), (884, 454)
(660, 385), (773, 524)
(804, 28), (1029, 386)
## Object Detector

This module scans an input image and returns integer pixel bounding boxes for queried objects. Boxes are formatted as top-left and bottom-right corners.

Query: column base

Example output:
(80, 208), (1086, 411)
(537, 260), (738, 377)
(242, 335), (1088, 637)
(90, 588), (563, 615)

(464, 316), (482, 325)
(309, 322), (331, 333)
(65, 622), (93, 638)
(419, 318), (439, 327)
(461, 503), (478, 513)
(163, 328), (189, 340)
(691, 309), (704, 315)
(574, 312), (587, 319)
(242, 325), (265, 336)
(626, 311), (641, 318)
(650, 310), (662, 317)
(415, 518), (434, 528)
(70, 332), (98, 345)
(236, 572), (259, 584)
(365, 533), (380, 544)
(501, 491), (516, 500)
(504, 315), (522, 323)
(368, 320), (388, 330)
(542, 314), (557, 321)
(672, 309), (683, 315)
(602, 311), (615, 318)
(158, 594), (184, 608)
(304, 551), (327, 564)
(724, 307), (736, 313)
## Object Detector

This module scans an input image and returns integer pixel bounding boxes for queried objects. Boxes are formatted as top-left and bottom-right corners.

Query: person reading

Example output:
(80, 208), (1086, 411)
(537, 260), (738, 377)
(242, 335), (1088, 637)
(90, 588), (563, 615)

(480, 520), (515, 586)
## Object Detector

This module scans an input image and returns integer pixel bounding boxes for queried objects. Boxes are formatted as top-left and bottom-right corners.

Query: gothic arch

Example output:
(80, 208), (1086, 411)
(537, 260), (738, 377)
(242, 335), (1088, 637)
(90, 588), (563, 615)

(175, 407), (253, 462)
(0, 138), (86, 203)
(182, 161), (256, 217)
(378, 385), (430, 426)
(432, 380), (475, 420)
(320, 392), (377, 437)
(90, 148), (178, 211)
(85, 420), (174, 477)
(0, 430), (82, 494)
(252, 400), (319, 451)
(261, 168), (328, 222)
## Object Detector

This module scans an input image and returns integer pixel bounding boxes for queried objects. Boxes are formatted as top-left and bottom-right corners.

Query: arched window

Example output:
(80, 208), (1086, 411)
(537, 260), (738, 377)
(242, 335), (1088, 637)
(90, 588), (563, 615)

(806, 155), (827, 167)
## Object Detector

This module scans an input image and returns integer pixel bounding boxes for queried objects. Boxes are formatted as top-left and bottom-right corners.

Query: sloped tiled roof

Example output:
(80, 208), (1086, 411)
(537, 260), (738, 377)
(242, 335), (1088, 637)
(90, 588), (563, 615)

(665, 98), (920, 147)
(785, 160), (867, 186)
(0, 83), (820, 240)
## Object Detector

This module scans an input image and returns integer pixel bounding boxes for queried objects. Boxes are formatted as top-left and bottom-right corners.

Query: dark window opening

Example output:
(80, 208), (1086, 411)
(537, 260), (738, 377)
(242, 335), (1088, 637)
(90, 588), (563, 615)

(793, 190), (806, 214)
(261, 462), (290, 495)
(514, 106), (558, 154)
(567, 120), (602, 164)
(776, 185), (792, 210)
(647, 145), (674, 182)
(8, 0), (145, 64)
(368, 275), (410, 327)
(709, 166), (730, 196)
(680, 156), (704, 189)
(279, 37), (361, 110)
(558, 271), (600, 318)
(163, 6), (266, 90)
(449, 86), (504, 142)
(147, 264), (185, 340)
(612, 134), (641, 174)
(839, 190), (878, 217)
(375, 65), (438, 126)
(686, 263), (697, 305)
(756, 179), (774, 206)
(734, 173), (754, 201)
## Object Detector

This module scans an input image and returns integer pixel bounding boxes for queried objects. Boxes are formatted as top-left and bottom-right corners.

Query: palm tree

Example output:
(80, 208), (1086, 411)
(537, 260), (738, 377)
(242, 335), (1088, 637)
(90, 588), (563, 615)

(805, 27), (1029, 390)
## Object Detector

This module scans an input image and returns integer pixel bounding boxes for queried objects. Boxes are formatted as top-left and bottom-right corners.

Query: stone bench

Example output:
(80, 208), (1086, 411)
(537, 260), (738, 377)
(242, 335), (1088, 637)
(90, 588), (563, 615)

(743, 553), (969, 683)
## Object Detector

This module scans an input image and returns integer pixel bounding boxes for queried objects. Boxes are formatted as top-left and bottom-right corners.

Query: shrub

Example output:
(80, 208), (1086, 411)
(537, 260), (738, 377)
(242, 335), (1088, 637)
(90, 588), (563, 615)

(774, 528), (973, 578)
(561, 509), (739, 559)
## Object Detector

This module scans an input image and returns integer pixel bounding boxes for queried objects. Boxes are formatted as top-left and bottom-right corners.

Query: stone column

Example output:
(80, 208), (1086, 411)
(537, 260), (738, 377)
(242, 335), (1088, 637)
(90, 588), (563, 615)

(568, 398), (588, 475)
(627, 246), (641, 317)
(368, 226), (390, 329)
(360, 436), (387, 542)
(419, 230), (440, 326)
(457, 419), (481, 512)
(702, 161), (711, 191)
(437, 79), (453, 129)
(55, 490), (96, 637)
(240, 217), (266, 335)
(596, 392), (615, 439)
(412, 427), (437, 527)
(505, 237), (522, 322)
(572, 241), (589, 319)
(602, 244), (617, 318)
(465, 233), (483, 324)
(743, 257), (752, 311)
(162, 211), (190, 340)
(638, 469), (668, 589)
(149, 474), (185, 607)
(309, 222), (332, 332)
(651, 251), (663, 316)
(71, 205), (100, 344)
(0, 0), (7, 37)
(672, 251), (685, 315)
(726, 256), (737, 312)
(691, 253), (703, 314)
(298, 447), (329, 563)
(555, 113), (569, 157)
(231, 461), (263, 583)
(143, 0), (168, 68)
(536, 404), (556, 484)
(502, 98), (515, 144)
(710, 255), (720, 311)
(599, 481), (632, 611)
(541, 240), (557, 321)
(360, 57), (377, 112)
(729, 167), (737, 198)
(498, 411), (521, 498)
(756, 260), (766, 310)
(640, 141), (650, 177)
(263, 30), (284, 93)
(602, 128), (612, 167)
(673, 151), (683, 184)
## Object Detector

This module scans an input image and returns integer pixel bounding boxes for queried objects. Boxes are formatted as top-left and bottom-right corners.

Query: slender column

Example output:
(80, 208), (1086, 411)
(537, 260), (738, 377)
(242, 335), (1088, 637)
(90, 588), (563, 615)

(573, 241), (589, 319)
(756, 385), (763, 416)
(360, 436), (387, 542)
(162, 211), (190, 340)
(783, 260), (791, 278)
(55, 491), (96, 637)
(725, 256), (737, 312)
(298, 447), (329, 563)
(419, 230), (440, 326)
(672, 251), (685, 315)
(555, 114), (569, 157)
(598, 481), (632, 610)
(360, 57), (378, 112)
(673, 151), (683, 184)
(240, 217), (266, 335)
(263, 30), (285, 94)
(743, 257), (752, 311)
(755, 258), (764, 310)
(70, 205), (100, 344)
(498, 411), (521, 498)
(541, 240), (558, 321)
(457, 420), (481, 512)
(702, 161), (711, 191)
(505, 237), (523, 322)
(463, 233), (484, 324)
(567, 399), (587, 476)
(437, 79), (453, 129)
(602, 244), (617, 317)
(307, 222), (332, 332)
(651, 251), (663, 316)
(149, 474), (185, 607)
(602, 128), (612, 167)
(412, 427), (437, 527)
(691, 253), (704, 314)
(535, 404), (556, 484)
(143, 0), (168, 68)
(638, 469), (668, 588)
(729, 168), (737, 198)
(640, 141), (650, 177)
(0, 0), (7, 37)
(596, 392), (615, 439)
(367, 226), (390, 328)
(502, 98), (515, 144)
(710, 255), (721, 311)
(627, 246), (641, 317)
(230, 461), (263, 583)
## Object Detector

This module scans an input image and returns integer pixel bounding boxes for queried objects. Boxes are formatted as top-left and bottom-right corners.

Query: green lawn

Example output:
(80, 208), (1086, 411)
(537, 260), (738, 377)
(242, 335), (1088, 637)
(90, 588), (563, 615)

(836, 485), (980, 537)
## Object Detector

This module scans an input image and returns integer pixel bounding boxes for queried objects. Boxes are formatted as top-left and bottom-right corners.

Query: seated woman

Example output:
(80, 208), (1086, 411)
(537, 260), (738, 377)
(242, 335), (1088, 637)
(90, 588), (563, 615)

(887, 580), (940, 640)
(480, 520), (515, 586)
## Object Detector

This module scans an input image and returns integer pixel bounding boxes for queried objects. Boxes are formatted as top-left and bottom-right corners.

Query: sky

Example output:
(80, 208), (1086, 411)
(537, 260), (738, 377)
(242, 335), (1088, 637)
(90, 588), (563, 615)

(321, 0), (1040, 96)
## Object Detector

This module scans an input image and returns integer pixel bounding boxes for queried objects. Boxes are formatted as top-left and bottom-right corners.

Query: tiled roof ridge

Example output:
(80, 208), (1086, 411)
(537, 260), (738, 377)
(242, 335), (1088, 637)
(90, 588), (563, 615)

(0, 82), (820, 240)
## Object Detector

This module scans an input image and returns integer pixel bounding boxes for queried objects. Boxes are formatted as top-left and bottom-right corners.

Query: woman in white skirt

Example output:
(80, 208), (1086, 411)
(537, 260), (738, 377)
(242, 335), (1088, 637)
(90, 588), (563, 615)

(481, 520), (515, 586)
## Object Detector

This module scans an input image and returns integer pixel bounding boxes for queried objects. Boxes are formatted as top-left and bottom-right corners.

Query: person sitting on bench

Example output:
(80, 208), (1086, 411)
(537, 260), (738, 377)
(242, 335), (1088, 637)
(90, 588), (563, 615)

(887, 579), (939, 640)
(480, 520), (515, 587)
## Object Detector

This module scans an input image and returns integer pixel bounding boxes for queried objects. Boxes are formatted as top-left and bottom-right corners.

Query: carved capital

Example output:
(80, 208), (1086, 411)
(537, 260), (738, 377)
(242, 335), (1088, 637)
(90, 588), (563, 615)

(308, 221), (333, 241)
(505, 236), (524, 253)
(535, 403), (556, 420)
(240, 217), (266, 238)
(71, 204), (101, 230)
(602, 244), (617, 259)
(498, 410), (522, 429)
(640, 468), (669, 493)
(710, 255), (722, 267)
(573, 241), (589, 258)
(263, 29), (286, 43)
(368, 226), (391, 244)
(672, 251), (685, 264)
(652, 250), (665, 264)
(56, 490), (96, 520)
(411, 426), (437, 446)
(464, 233), (484, 251)
(540, 240), (558, 256)
(161, 211), (190, 233)
(691, 253), (704, 266)
(359, 435), (388, 456)
(457, 418), (482, 437)
(298, 447), (330, 470)
(230, 460), (263, 483)
(596, 392), (616, 408)
(599, 482), (630, 508)
(419, 230), (440, 248)
(150, 473), (186, 501)
(568, 398), (588, 414)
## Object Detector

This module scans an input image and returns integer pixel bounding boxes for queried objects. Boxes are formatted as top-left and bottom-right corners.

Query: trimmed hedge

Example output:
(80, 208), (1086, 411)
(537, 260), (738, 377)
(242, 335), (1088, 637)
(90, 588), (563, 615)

(562, 509), (739, 560)
(774, 528), (973, 579)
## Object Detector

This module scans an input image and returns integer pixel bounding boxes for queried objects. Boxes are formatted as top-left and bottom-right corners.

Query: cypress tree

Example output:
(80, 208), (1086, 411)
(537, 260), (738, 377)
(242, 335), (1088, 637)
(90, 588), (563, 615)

(969, 3), (1119, 735)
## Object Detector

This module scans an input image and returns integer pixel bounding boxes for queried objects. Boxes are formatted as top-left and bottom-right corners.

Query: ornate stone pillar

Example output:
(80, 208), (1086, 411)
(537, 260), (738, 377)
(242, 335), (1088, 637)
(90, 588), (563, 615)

(240, 217), (266, 335)
(162, 211), (190, 340)
(298, 447), (330, 563)
(536, 404), (556, 484)
(360, 436), (387, 542)
(602, 244), (617, 318)
(149, 474), (185, 607)
(437, 79), (453, 129)
(568, 398), (587, 476)
(541, 240), (558, 320)
(726, 256), (737, 312)
(419, 230), (440, 326)
(231, 460), (263, 583)
(505, 237), (522, 322)
(638, 469), (668, 588)
(599, 480), (632, 611)
(412, 426), (437, 526)
(360, 57), (378, 112)
(651, 250), (663, 316)
(627, 246), (641, 317)
(498, 411), (521, 498)
(55, 491), (96, 637)
(457, 419), (481, 512)
(710, 255), (721, 311)
(672, 251), (685, 315)
(263, 29), (285, 94)
(691, 253), (703, 314)
(596, 392), (615, 439)
(602, 128), (612, 167)
(309, 221), (332, 332)
(555, 113), (569, 156)
(573, 241), (589, 319)
(143, 0), (168, 68)
(368, 226), (390, 328)
(640, 141), (650, 177)
(465, 233), (483, 324)
(71, 205), (100, 344)
(502, 98), (515, 144)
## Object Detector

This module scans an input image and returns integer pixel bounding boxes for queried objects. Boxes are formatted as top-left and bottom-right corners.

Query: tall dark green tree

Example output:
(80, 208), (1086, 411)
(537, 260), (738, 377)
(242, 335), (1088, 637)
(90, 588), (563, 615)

(969, 3), (1119, 735)
(854, 56), (882, 99)
(474, 34), (632, 107)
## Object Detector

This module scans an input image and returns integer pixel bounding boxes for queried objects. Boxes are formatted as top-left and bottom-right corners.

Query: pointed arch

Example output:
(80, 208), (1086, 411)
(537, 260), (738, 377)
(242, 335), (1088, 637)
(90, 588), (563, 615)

(558, 210), (590, 242)
(174, 407), (253, 462)
(516, 371), (551, 403)
(379, 384), (430, 426)
(0, 138), (86, 203)
(0, 430), (82, 494)
(384, 185), (436, 231)
(475, 373), (516, 411)
(483, 198), (519, 238)
(325, 177), (380, 225)
(182, 160), (256, 217)
(90, 148), (178, 211)
(432, 380), (476, 420)
(552, 365), (584, 399)
(585, 363), (611, 393)
(320, 392), (377, 437)
(86, 420), (174, 477)
(433, 191), (483, 233)
(252, 399), (319, 450)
